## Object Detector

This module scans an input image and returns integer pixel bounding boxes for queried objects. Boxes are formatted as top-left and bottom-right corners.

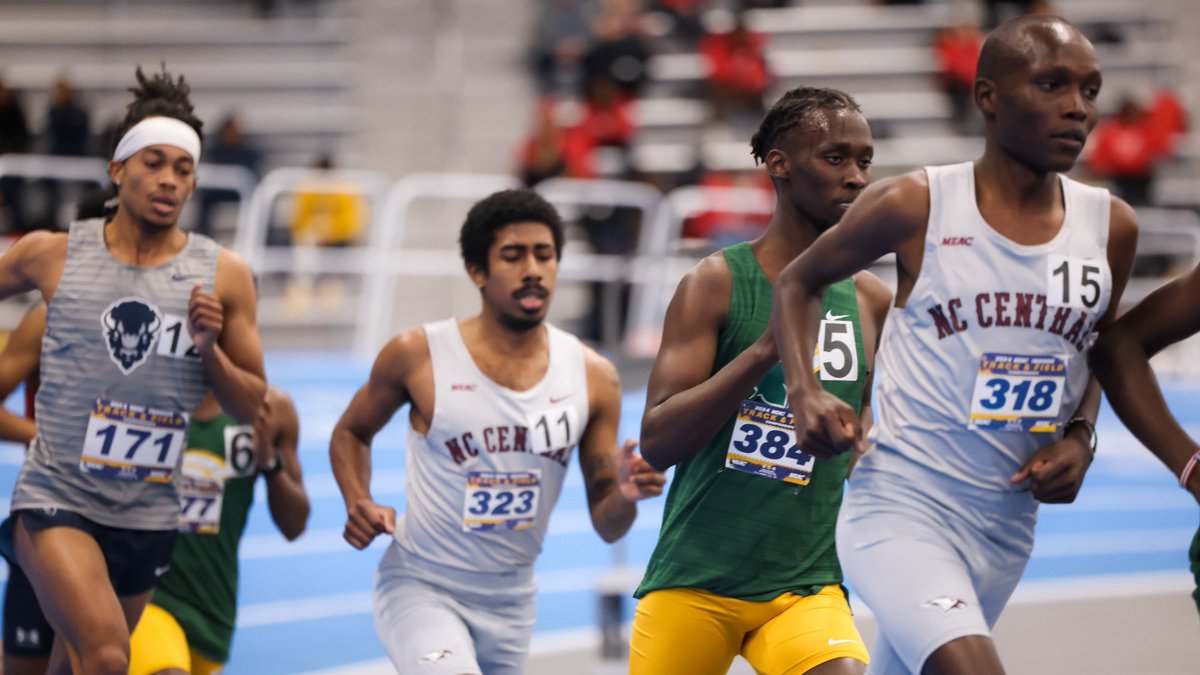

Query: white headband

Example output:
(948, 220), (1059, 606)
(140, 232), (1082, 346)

(112, 116), (202, 164)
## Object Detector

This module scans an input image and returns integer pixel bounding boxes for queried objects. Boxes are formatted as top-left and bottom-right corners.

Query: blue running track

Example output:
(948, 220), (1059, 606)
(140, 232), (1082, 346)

(0, 352), (1194, 674)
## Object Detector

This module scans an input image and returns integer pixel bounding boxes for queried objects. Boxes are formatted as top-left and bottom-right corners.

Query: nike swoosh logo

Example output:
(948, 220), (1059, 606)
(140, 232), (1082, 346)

(827, 638), (859, 646)
(171, 273), (198, 281)
(549, 394), (571, 404)
(154, 565), (171, 577)
(824, 311), (848, 322)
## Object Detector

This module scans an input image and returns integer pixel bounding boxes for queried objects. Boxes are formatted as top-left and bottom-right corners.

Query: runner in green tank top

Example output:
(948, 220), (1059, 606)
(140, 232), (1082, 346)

(128, 387), (310, 674)
(629, 88), (891, 675)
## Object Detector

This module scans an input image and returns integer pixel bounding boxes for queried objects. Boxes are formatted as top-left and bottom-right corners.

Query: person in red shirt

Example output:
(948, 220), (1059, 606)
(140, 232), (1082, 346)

(1088, 95), (1158, 205)
(700, 12), (771, 128)
(933, 20), (985, 134)
(517, 100), (596, 186)
(1145, 88), (1188, 159)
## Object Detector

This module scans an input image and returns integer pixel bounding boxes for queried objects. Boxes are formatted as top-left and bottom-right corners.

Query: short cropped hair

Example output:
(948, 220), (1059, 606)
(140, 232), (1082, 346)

(750, 87), (862, 164)
(459, 189), (565, 272)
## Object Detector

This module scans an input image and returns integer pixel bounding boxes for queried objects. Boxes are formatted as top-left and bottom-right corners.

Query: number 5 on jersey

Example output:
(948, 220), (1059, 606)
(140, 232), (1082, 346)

(816, 314), (857, 382)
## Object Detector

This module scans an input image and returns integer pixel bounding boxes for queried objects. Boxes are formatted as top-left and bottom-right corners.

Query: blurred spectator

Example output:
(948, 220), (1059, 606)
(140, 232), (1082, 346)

(45, 78), (90, 157)
(1088, 95), (1160, 206)
(580, 0), (651, 101)
(285, 154), (366, 315)
(0, 79), (32, 233)
(1145, 88), (1189, 159)
(932, 19), (984, 135)
(517, 100), (597, 186)
(982, 0), (1035, 29)
(36, 77), (92, 230)
(681, 168), (772, 247)
(579, 75), (638, 150)
(96, 113), (124, 160)
(196, 112), (263, 238)
(529, 0), (594, 96)
(289, 154), (366, 248)
(699, 11), (771, 134)
(646, 0), (706, 46)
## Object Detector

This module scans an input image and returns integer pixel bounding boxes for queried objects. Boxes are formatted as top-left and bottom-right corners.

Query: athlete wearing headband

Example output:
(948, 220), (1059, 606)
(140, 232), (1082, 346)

(0, 66), (265, 675)
(112, 116), (203, 165)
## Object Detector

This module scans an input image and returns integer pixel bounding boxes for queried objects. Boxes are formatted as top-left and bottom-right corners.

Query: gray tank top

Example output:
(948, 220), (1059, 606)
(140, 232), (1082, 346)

(11, 219), (219, 530)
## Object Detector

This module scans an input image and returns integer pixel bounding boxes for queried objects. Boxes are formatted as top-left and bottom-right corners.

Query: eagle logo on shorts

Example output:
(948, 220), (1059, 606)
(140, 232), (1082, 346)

(100, 298), (163, 374)
(922, 595), (968, 613)
(419, 649), (453, 664)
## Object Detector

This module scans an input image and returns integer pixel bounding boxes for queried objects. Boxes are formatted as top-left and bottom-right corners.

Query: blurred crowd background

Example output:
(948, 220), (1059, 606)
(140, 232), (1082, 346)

(0, 0), (1196, 358)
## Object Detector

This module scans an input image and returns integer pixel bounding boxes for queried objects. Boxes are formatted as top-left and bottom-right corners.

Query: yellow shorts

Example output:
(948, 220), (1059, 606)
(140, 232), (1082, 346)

(128, 603), (224, 675)
(630, 585), (869, 675)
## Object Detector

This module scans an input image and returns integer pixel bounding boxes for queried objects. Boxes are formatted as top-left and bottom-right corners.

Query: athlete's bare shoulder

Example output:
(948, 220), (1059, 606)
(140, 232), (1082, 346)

(1107, 193), (1139, 243)
(214, 247), (254, 289)
(689, 249), (735, 295)
(578, 340), (621, 426)
(860, 169), (930, 229)
(0, 230), (69, 299)
(374, 326), (432, 386)
(667, 248), (735, 331)
(6, 230), (68, 266)
(580, 342), (620, 392)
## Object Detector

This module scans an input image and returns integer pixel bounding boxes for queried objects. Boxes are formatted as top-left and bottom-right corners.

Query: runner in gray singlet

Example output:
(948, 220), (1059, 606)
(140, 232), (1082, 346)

(0, 66), (266, 675)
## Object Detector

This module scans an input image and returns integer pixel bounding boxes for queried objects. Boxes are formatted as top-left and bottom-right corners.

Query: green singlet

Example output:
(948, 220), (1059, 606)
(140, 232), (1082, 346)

(152, 413), (257, 664)
(635, 241), (866, 602)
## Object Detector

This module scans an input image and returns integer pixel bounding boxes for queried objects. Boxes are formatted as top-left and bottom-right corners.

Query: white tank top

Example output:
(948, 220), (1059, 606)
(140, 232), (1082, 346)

(395, 318), (589, 573)
(860, 162), (1111, 525)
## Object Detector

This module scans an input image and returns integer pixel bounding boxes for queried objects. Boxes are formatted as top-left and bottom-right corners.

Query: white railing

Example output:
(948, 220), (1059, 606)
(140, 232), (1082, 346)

(0, 153), (258, 235)
(355, 173), (664, 356)
(355, 172), (523, 355)
(10, 155), (1199, 363)
(233, 166), (392, 273)
(624, 184), (775, 357)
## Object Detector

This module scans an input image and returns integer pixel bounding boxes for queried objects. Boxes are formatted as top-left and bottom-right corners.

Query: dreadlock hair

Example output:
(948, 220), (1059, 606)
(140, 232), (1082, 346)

(459, 189), (564, 273)
(749, 87), (861, 165)
(110, 65), (204, 157)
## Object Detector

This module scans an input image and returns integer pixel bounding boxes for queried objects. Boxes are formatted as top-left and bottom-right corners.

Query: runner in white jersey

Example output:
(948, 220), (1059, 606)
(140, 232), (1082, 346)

(773, 16), (1138, 675)
(0, 67), (265, 675)
(329, 188), (665, 675)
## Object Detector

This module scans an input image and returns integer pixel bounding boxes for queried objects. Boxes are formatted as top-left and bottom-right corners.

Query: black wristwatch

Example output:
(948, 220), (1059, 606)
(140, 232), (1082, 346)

(262, 453), (286, 477)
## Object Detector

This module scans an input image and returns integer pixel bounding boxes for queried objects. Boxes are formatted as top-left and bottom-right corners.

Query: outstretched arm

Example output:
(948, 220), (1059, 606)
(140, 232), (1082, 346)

(330, 331), (422, 549)
(774, 174), (925, 457)
(639, 254), (777, 471)
(256, 386), (310, 540)
(1093, 221), (1200, 503)
(578, 349), (665, 543)
(0, 304), (45, 444)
